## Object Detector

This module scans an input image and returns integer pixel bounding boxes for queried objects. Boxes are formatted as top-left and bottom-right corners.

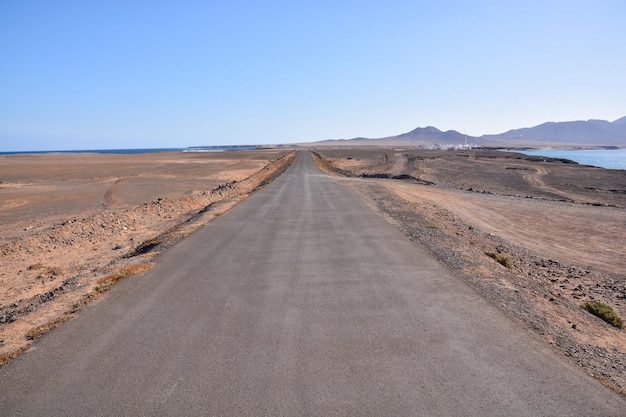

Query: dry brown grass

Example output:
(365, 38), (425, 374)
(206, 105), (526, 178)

(594, 375), (626, 397)
(95, 263), (152, 290)
(25, 315), (73, 341)
(3, 262), (155, 365)
(0, 346), (29, 367)
(484, 251), (512, 269)
(68, 263), (154, 313)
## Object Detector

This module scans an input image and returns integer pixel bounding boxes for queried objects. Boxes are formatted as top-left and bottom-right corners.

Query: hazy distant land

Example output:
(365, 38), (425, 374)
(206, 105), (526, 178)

(311, 116), (626, 149)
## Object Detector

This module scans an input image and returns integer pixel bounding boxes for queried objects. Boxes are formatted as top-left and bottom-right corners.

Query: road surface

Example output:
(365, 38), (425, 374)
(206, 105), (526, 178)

(1, 151), (624, 416)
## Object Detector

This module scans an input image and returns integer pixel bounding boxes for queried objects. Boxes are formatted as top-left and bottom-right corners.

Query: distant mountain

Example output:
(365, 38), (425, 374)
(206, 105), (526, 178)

(311, 116), (626, 148)
(389, 126), (474, 145)
(314, 126), (479, 147)
(483, 117), (626, 146)
(610, 115), (626, 126)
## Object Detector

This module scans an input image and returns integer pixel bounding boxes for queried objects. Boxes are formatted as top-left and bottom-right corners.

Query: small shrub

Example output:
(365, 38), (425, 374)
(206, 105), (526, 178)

(137, 238), (162, 252)
(94, 263), (152, 293)
(46, 266), (63, 276)
(581, 300), (624, 329)
(71, 263), (153, 312)
(127, 238), (162, 257)
(485, 252), (512, 269)
(25, 316), (72, 341)
(0, 346), (29, 367)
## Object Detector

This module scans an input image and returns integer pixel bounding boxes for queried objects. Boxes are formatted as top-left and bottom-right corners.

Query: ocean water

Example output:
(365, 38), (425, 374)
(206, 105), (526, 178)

(0, 146), (259, 155)
(0, 148), (185, 155)
(517, 149), (626, 170)
(183, 145), (260, 152)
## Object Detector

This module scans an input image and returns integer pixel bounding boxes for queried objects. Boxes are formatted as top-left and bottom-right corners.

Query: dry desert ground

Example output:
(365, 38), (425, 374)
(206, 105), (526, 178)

(1, 147), (625, 395)
(0, 149), (295, 363)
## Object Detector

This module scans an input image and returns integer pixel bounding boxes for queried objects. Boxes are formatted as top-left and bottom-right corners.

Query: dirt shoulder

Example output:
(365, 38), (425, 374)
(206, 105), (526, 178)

(0, 150), (296, 364)
(312, 148), (626, 395)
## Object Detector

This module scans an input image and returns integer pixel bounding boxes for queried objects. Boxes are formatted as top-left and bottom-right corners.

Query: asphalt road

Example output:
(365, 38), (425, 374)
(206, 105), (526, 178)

(1, 151), (624, 416)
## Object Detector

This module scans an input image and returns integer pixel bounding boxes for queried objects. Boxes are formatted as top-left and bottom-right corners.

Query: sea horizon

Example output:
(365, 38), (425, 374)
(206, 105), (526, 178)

(2, 146), (624, 170)
(0, 145), (263, 155)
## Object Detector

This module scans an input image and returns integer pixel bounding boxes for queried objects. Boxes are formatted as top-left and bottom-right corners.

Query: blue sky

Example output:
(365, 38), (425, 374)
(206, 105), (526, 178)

(1, 1), (625, 151)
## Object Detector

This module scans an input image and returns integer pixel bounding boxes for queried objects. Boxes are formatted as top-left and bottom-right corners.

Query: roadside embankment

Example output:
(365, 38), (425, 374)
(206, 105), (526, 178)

(0, 150), (296, 365)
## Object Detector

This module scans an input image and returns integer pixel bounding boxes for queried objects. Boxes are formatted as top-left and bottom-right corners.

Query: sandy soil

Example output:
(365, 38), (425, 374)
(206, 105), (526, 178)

(0, 149), (295, 363)
(312, 148), (626, 394)
(2, 147), (625, 394)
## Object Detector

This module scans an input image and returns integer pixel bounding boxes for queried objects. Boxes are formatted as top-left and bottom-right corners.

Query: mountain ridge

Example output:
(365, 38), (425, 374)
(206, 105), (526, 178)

(485, 117), (626, 145)
(313, 116), (626, 147)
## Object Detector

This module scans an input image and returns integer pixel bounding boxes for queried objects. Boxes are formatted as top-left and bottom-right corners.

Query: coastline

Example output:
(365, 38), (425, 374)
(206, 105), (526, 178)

(515, 148), (626, 170)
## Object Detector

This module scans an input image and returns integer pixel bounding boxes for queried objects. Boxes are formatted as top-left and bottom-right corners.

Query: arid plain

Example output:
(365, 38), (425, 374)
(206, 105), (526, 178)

(1, 147), (625, 395)
(0, 149), (295, 363)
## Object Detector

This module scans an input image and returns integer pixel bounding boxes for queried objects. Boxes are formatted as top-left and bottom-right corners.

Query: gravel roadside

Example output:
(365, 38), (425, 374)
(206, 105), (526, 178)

(312, 149), (626, 395)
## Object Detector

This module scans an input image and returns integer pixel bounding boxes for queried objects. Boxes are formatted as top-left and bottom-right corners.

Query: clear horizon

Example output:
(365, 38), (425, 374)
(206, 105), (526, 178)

(2, 114), (626, 153)
(1, 1), (625, 152)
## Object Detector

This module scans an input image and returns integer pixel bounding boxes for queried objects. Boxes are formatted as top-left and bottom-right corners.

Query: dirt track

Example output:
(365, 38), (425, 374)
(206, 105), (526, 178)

(312, 147), (626, 394)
